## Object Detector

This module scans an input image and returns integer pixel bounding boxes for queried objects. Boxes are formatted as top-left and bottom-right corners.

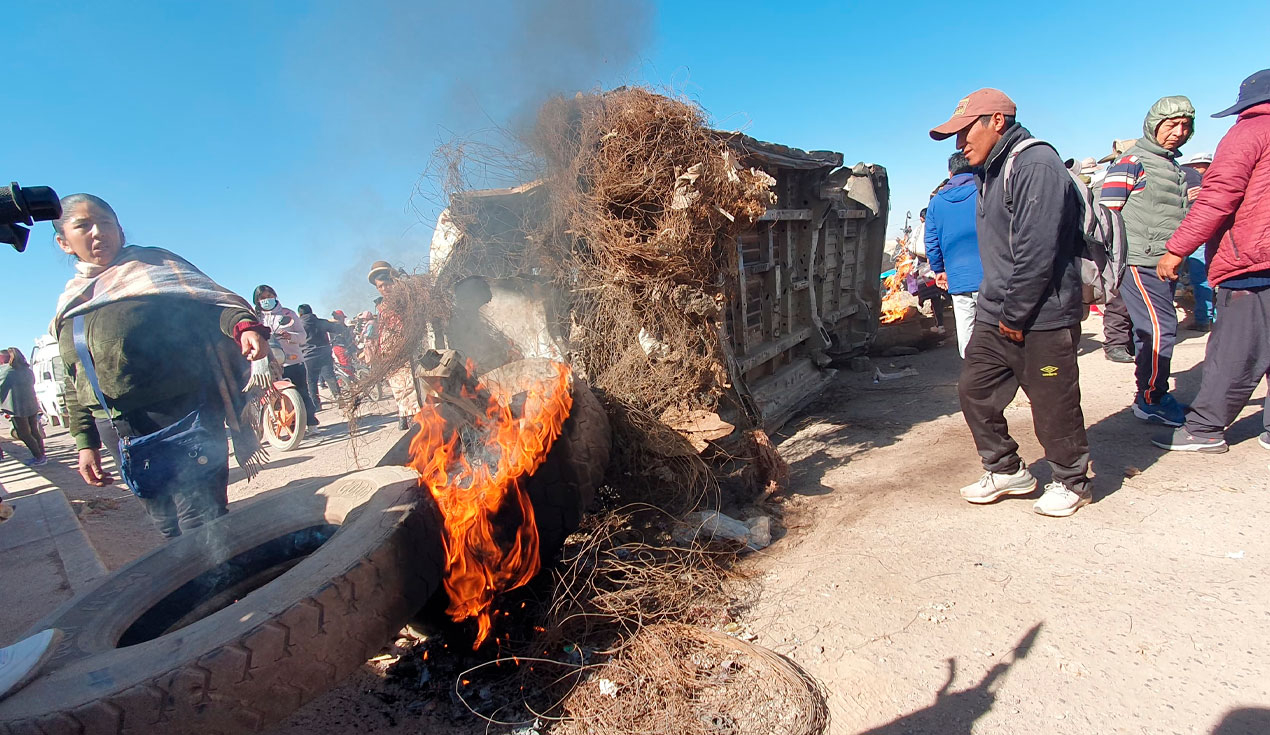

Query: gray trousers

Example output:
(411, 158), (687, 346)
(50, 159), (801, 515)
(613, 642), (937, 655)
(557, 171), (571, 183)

(1182, 286), (1270, 440)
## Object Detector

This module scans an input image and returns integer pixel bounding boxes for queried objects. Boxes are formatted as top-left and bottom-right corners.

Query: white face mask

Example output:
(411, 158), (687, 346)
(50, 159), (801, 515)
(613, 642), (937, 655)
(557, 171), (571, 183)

(260, 298), (279, 311)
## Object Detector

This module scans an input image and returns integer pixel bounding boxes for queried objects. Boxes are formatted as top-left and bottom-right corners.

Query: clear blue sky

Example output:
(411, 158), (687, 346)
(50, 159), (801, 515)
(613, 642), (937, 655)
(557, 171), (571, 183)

(6, 0), (1267, 353)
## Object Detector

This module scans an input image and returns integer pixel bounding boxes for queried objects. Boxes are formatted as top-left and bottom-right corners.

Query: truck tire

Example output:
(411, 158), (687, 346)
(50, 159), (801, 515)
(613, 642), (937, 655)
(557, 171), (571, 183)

(0, 467), (444, 735)
(479, 358), (612, 560)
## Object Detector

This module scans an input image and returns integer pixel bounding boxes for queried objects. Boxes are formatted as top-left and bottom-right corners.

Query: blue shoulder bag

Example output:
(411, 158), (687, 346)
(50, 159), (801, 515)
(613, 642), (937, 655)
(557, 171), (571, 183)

(71, 316), (227, 500)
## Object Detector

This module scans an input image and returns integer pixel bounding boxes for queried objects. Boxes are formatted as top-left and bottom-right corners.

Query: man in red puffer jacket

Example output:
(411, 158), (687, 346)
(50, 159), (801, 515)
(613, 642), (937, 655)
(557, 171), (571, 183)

(1152, 69), (1270, 454)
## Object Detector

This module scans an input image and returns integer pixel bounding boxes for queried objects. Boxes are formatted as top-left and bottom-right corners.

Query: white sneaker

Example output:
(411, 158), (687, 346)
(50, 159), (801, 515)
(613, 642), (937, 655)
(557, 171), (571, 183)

(1032, 482), (1091, 518)
(960, 466), (1037, 504)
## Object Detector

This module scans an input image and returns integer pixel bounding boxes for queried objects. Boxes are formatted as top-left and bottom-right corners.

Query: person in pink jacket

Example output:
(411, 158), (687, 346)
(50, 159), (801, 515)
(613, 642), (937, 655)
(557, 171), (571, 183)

(1152, 69), (1270, 453)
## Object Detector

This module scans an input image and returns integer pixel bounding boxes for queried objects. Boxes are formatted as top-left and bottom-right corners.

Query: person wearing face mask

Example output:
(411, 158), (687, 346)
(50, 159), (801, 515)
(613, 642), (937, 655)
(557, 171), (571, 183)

(50, 194), (271, 539)
(252, 285), (320, 426)
(1097, 96), (1197, 428)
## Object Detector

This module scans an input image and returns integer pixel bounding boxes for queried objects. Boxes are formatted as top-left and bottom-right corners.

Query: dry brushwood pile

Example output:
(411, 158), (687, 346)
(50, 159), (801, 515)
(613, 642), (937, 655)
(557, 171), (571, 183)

(435, 87), (781, 510)
(556, 623), (830, 735)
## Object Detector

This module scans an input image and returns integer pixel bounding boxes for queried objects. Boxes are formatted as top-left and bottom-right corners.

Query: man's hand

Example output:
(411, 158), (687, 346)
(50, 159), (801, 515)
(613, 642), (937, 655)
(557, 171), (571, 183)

(77, 448), (113, 487)
(998, 321), (1024, 343)
(935, 272), (949, 290)
(240, 330), (268, 360)
(1157, 252), (1185, 281)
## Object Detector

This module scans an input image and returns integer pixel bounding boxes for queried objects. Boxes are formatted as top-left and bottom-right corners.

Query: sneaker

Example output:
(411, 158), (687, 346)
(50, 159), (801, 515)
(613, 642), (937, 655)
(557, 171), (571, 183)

(1104, 346), (1134, 363)
(1033, 482), (1091, 517)
(959, 466), (1038, 504)
(1151, 427), (1229, 453)
(398, 416), (410, 431)
(1133, 394), (1186, 427)
(1258, 432), (1269, 450)
(23, 456), (49, 467)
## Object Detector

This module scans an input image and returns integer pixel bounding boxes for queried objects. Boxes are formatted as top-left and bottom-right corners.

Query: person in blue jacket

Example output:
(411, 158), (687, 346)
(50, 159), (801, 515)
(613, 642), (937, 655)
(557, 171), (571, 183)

(925, 152), (985, 357)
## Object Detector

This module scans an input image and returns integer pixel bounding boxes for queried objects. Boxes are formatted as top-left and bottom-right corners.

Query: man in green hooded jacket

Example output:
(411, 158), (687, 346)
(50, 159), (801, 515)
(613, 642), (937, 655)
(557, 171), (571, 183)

(1098, 95), (1196, 427)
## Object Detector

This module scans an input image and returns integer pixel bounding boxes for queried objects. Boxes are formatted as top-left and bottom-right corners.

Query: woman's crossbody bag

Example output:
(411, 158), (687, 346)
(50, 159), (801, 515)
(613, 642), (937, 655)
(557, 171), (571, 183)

(71, 316), (225, 500)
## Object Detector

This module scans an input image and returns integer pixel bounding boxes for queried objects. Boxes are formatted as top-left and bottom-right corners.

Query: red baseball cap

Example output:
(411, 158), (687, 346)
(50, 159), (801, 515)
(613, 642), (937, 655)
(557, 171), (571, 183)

(930, 88), (1017, 141)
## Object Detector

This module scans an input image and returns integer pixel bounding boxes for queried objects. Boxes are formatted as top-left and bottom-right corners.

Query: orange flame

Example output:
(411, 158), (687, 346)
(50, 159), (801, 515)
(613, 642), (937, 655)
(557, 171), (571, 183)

(407, 361), (573, 648)
(880, 237), (917, 324)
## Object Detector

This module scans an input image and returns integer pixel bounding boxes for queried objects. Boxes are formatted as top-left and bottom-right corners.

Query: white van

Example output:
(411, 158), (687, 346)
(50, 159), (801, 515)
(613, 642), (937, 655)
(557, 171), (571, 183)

(30, 335), (69, 428)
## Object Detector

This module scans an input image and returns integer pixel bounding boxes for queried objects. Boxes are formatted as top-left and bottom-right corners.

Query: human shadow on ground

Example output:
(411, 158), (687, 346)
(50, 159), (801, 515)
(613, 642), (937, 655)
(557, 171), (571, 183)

(856, 623), (1042, 735)
(1075, 331), (1107, 357)
(1211, 708), (1270, 735)
(1082, 359), (1265, 502)
(0, 437), (88, 500)
(226, 455), (309, 486)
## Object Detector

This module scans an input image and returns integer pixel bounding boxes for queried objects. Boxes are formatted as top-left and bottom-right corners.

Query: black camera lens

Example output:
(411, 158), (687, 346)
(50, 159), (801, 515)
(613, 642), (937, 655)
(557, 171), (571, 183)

(19, 185), (62, 222)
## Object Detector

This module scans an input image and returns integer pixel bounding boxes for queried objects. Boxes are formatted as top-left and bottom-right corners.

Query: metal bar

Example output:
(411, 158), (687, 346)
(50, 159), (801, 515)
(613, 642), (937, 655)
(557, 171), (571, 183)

(757, 208), (813, 221)
(737, 327), (814, 373)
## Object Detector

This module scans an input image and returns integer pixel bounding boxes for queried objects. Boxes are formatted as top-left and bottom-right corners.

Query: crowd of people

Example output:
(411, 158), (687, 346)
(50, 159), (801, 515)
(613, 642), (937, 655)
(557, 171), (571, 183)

(5, 71), (1266, 535)
(918, 68), (1270, 517)
(0, 193), (417, 538)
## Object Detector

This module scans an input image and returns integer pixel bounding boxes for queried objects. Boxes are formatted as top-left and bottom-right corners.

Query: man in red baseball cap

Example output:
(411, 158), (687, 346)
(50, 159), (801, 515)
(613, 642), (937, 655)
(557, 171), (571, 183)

(931, 88), (1094, 517)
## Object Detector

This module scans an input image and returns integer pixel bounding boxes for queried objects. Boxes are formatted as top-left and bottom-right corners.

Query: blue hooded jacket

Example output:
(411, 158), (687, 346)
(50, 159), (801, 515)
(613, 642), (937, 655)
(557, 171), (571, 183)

(924, 172), (984, 295)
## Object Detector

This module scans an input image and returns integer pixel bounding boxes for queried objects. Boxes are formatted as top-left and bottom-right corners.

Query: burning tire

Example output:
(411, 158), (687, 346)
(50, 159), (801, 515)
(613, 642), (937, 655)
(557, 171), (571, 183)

(0, 467), (444, 735)
(480, 358), (612, 560)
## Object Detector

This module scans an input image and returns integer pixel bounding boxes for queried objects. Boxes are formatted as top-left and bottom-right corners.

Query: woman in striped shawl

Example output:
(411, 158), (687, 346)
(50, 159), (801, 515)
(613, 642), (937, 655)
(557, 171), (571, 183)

(51, 193), (270, 539)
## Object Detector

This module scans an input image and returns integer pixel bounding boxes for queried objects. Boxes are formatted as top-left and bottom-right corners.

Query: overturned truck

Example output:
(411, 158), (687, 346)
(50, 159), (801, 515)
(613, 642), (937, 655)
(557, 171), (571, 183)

(433, 133), (890, 436)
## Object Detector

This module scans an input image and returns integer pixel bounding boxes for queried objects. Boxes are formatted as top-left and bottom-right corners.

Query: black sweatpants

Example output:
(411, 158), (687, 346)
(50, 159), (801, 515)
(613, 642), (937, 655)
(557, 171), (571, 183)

(282, 362), (319, 421)
(959, 322), (1091, 493)
(304, 353), (341, 409)
(1182, 286), (1270, 440)
(1102, 293), (1133, 354)
(1122, 265), (1179, 404)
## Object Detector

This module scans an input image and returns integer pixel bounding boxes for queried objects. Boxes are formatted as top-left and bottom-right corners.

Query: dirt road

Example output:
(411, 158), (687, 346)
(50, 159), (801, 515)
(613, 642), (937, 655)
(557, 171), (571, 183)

(753, 316), (1268, 735)
(15, 317), (1268, 735)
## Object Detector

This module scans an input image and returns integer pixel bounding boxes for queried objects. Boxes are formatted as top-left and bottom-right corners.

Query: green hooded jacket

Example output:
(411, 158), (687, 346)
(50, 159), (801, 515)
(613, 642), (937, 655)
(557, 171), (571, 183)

(1119, 95), (1196, 267)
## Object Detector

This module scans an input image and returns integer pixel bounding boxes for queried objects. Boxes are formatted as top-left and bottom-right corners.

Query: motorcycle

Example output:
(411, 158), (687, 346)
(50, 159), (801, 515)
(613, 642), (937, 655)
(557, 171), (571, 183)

(332, 343), (384, 400)
(244, 338), (308, 451)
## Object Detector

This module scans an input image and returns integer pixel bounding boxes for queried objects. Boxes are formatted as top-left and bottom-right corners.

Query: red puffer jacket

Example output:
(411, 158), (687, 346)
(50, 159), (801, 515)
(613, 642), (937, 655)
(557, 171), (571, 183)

(1167, 102), (1270, 285)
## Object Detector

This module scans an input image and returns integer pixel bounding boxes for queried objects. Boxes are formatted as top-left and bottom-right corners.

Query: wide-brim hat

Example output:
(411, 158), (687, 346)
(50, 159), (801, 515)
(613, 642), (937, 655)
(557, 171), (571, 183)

(367, 260), (395, 284)
(1213, 69), (1270, 118)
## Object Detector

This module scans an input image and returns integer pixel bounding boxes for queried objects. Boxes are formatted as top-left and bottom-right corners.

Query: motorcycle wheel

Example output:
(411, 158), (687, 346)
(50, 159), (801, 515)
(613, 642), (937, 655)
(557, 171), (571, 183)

(263, 386), (307, 451)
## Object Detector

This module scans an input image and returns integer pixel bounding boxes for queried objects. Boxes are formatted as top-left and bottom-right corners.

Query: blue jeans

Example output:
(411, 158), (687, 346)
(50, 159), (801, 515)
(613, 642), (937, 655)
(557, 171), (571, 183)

(1187, 255), (1216, 325)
